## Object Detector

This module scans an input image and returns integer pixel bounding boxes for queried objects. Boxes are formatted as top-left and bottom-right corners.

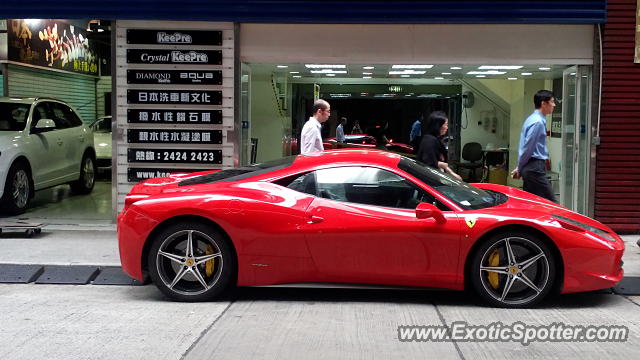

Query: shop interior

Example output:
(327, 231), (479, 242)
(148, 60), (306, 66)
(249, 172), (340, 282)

(243, 62), (592, 213)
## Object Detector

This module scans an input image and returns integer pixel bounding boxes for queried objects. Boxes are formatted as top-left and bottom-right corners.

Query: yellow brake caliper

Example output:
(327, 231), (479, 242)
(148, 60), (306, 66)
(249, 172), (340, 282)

(487, 249), (500, 289)
(205, 245), (216, 276)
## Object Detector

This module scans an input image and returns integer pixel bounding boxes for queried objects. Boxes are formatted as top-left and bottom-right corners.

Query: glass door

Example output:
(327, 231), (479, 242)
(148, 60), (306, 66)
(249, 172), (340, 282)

(560, 66), (592, 213)
(240, 63), (252, 165)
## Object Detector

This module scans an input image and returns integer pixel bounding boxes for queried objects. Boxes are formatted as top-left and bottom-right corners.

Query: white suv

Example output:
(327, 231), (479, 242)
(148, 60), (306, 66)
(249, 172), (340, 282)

(0, 97), (96, 214)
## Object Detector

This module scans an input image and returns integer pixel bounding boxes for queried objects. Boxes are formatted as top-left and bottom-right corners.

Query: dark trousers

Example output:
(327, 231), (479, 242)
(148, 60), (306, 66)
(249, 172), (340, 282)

(521, 159), (557, 203)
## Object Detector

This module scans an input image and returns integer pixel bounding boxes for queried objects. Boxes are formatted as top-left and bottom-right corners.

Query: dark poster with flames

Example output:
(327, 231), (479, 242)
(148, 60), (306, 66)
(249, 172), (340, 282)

(8, 19), (98, 75)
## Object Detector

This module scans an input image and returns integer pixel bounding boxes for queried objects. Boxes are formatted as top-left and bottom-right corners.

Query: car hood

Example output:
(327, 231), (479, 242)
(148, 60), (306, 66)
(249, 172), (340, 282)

(474, 183), (610, 231)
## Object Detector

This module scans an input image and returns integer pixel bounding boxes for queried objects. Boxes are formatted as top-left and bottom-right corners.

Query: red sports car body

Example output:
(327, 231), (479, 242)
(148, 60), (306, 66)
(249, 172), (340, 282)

(118, 150), (624, 307)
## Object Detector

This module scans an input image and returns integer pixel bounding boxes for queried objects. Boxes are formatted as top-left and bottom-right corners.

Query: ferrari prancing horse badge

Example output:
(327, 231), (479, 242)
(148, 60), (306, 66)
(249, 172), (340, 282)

(465, 217), (478, 229)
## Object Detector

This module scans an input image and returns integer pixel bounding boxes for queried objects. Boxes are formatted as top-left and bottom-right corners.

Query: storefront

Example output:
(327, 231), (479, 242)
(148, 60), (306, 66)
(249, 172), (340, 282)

(2, 0), (626, 231)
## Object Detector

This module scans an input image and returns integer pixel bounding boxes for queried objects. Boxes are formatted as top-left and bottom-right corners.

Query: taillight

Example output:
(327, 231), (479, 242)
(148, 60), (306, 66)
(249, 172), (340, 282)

(123, 194), (150, 212)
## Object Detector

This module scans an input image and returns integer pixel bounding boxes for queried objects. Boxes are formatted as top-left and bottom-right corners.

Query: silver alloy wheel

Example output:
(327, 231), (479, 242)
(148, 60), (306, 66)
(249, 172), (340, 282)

(156, 229), (224, 296)
(12, 169), (29, 209)
(83, 157), (95, 188)
(479, 236), (550, 306)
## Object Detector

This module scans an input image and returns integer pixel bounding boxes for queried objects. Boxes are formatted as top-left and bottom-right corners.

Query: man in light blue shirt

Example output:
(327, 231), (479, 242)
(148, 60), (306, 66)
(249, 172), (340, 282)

(511, 90), (557, 202)
(410, 114), (423, 154)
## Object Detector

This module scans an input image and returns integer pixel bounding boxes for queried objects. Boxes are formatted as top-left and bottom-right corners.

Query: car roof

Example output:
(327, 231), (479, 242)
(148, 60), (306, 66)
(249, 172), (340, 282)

(291, 149), (402, 170)
(0, 96), (63, 104)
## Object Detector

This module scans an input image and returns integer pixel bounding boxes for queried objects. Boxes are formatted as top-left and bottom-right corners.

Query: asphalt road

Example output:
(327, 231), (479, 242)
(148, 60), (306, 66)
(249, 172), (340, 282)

(1, 284), (639, 360)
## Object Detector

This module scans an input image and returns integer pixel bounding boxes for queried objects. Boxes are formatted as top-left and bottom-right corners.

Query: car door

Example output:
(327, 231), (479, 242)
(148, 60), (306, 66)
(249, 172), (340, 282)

(49, 102), (85, 180)
(27, 101), (67, 187)
(300, 166), (462, 288)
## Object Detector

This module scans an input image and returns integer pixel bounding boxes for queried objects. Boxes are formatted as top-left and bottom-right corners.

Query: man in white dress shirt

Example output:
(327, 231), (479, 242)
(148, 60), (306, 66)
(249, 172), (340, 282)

(300, 99), (330, 154)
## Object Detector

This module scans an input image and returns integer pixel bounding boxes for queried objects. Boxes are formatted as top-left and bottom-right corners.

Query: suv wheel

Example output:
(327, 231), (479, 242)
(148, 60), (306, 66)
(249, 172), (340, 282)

(70, 152), (96, 194)
(0, 163), (31, 215)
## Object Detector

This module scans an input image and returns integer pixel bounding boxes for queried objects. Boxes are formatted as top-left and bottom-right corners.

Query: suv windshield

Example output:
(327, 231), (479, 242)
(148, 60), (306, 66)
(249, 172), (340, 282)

(398, 157), (505, 210)
(179, 156), (296, 186)
(0, 103), (30, 131)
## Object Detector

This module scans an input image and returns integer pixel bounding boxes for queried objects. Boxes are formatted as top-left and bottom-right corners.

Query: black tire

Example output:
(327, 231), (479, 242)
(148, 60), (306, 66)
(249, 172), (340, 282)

(470, 231), (556, 308)
(0, 162), (32, 215)
(147, 221), (235, 302)
(70, 152), (96, 194)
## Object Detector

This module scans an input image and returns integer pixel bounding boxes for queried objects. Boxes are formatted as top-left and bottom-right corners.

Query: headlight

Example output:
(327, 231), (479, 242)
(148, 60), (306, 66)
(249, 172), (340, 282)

(553, 215), (616, 242)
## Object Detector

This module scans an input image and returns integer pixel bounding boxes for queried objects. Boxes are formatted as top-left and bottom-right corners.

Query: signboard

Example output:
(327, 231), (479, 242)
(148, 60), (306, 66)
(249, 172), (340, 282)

(128, 148), (222, 164)
(126, 29), (222, 46)
(126, 49), (222, 65)
(127, 90), (222, 105)
(7, 19), (98, 75)
(127, 69), (222, 84)
(127, 109), (222, 124)
(127, 129), (223, 144)
(127, 167), (205, 182)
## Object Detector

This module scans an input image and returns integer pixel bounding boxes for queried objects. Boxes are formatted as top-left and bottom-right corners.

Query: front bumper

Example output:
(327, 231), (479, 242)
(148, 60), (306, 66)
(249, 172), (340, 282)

(118, 207), (159, 281)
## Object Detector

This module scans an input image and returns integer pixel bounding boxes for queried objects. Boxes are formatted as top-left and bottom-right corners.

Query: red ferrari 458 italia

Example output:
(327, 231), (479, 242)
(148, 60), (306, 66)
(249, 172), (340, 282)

(118, 150), (624, 308)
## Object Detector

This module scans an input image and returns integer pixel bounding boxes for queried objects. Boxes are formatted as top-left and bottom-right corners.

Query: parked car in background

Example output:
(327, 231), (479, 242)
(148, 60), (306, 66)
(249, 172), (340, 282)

(324, 134), (413, 154)
(0, 97), (96, 214)
(90, 116), (112, 169)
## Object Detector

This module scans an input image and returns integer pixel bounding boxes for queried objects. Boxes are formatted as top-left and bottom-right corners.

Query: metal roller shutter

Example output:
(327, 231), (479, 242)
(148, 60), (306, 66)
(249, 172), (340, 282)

(596, 0), (640, 233)
(6, 64), (97, 123)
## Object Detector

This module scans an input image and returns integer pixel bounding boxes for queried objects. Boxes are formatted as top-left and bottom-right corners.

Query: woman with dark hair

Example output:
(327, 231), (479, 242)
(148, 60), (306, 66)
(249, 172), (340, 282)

(417, 111), (462, 180)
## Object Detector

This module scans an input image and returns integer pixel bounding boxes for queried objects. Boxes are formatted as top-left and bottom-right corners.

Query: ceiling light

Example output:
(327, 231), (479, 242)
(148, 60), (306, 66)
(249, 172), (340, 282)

(478, 65), (523, 70)
(363, 76), (372, 79)
(392, 65), (434, 69)
(508, 77), (518, 80)
(389, 70), (426, 75)
(476, 75), (486, 78)
(538, 67), (551, 70)
(467, 71), (506, 75)
(289, 71), (299, 74)
(276, 65), (288, 68)
(450, 66), (462, 70)
(405, 94), (412, 97)
(310, 70), (347, 74)
(521, 72), (533, 76)
(305, 64), (346, 68)
(570, 72), (576, 75)
(434, 77), (444, 80)
(401, 75), (410, 77)
(442, 72), (451, 75)
(325, 74), (336, 77)
(293, 75), (302, 78)
(363, 72), (373, 75)
(330, 93), (351, 97)
(363, 66), (374, 70)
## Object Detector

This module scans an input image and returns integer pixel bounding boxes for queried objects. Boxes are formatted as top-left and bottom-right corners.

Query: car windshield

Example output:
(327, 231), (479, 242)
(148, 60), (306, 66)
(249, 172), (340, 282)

(179, 156), (296, 186)
(92, 118), (112, 133)
(0, 103), (30, 131)
(398, 157), (502, 210)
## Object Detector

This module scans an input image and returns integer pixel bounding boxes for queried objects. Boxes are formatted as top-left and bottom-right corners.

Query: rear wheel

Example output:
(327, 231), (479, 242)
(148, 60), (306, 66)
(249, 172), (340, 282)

(0, 163), (31, 215)
(148, 222), (235, 302)
(470, 231), (556, 308)
(70, 152), (95, 194)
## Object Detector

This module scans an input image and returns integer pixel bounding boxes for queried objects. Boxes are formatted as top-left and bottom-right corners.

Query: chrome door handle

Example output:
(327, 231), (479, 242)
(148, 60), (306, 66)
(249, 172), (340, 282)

(308, 215), (324, 224)
(57, 139), (63, 146)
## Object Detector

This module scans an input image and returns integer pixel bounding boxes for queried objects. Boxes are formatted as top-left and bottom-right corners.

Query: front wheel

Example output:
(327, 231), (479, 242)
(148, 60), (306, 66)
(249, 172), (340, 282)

(148, 222), (235, 302)
(0, 163), (31, 215)
(470, 231), (556, 308)
(70, 152), (96, 194)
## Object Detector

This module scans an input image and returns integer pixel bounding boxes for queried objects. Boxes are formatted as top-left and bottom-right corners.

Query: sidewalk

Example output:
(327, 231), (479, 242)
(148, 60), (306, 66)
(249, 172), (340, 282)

(0, 224), (638, 276)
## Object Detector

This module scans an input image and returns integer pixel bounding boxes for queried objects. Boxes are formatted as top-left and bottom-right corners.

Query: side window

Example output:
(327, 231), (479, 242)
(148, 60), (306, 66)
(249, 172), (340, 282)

(50, 103), (73, 129)
(314, 166), (444, 210)
(64, 105), (83, 127)
(276, 172), (317, 196)
(31, 103), (52, 128)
